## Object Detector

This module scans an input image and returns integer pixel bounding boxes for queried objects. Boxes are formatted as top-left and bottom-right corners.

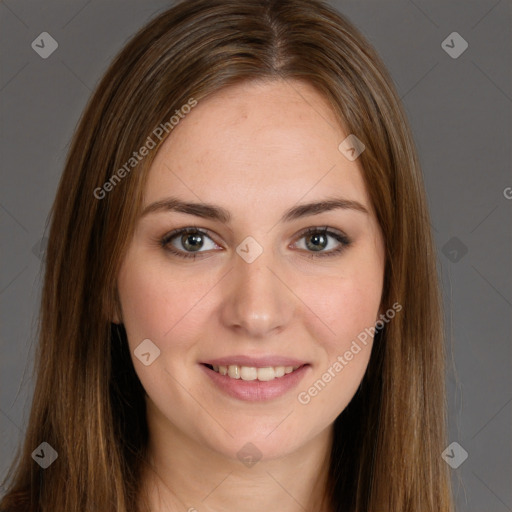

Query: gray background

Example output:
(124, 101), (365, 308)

(1, 1), (511, 510)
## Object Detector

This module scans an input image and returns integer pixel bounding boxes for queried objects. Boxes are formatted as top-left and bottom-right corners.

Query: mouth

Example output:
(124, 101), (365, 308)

(201, 363), (307, 382)
(200, 361), (311, 401)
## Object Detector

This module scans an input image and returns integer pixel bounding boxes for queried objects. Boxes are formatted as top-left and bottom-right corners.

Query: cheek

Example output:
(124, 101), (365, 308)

(117, 254), (201, 347)
(301, 258), (383, 350)
(296, 276), (380, 419)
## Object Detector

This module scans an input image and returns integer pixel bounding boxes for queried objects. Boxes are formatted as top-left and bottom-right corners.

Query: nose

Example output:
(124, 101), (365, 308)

(220, 244), (295, 338)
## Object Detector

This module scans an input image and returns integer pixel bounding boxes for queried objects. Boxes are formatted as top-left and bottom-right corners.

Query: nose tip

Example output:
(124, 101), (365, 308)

(221, 246), (293, 337)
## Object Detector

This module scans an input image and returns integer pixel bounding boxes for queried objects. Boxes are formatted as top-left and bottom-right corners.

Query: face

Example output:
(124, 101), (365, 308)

(116, 79), (385, 461)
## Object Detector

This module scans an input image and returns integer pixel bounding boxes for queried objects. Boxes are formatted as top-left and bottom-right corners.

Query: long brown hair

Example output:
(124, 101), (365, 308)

(0, 0), (453, 510)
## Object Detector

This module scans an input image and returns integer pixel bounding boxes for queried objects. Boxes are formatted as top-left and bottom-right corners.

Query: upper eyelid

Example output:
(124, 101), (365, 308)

(161, 226), (218, 245)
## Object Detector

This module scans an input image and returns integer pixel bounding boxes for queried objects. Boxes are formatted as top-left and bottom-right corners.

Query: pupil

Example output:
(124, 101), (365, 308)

(307, 233), (326, 251)
(183, 233), (203, 251)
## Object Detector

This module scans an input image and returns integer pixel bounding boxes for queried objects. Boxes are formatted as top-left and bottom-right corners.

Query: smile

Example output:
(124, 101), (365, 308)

(204, 363), (302, 381)
(200, 363), (310, 401)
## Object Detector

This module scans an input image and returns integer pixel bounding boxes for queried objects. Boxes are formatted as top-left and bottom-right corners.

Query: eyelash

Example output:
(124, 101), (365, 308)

(159, 226), (352, 260)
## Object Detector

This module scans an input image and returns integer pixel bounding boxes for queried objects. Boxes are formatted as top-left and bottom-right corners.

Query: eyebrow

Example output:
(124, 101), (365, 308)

(140, 195), (369, 223)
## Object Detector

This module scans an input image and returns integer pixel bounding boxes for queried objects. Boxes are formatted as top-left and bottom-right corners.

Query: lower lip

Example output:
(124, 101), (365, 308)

(199, 363), (311, 402)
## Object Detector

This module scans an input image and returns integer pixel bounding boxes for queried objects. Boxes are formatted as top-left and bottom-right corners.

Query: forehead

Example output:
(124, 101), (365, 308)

(144, 79), (371, 214)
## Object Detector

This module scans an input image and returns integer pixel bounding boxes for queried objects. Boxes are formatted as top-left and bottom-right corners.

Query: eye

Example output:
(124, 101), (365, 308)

(292, 226), (351, 258)
(160, 227), (220, 260)
(160, 226), (352, 260)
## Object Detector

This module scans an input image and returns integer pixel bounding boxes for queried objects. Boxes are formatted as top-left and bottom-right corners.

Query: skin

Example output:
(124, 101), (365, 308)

(115, 79), (386, 512)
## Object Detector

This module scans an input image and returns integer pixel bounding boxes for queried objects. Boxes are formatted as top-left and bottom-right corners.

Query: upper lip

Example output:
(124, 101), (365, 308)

(201, 355), (309, 368)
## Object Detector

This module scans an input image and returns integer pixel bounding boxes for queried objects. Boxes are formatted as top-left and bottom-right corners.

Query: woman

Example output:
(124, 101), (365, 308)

(0, 0), (454, 510)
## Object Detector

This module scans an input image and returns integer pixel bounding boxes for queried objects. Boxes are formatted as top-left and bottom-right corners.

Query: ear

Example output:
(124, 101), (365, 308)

(376, 304), (385, 324)
(111, 287), (123, 325)
(112, 310), (121, 325)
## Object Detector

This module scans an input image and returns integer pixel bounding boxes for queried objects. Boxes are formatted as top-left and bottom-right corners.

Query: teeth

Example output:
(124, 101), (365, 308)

(212, 364), (301, 381)
(228, 365), (240, 379)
